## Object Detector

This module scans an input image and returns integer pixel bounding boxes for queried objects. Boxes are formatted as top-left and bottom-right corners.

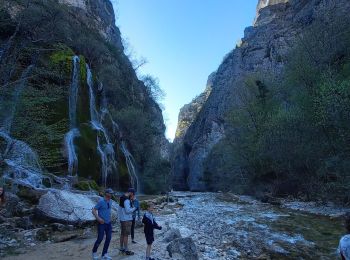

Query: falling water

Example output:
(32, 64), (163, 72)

(69, 56), (80, 129)
(64, 128), (79, 177)
(120, 141), (140, 193)
(1, 65), (34, 134)
(0, 65), (43, 188)
(64, 56), (80, 176)
(86, 64), (118, 187)
(0, 132), (43, 188)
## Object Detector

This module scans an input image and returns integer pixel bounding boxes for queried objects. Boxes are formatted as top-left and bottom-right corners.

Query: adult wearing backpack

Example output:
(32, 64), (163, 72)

(118, 188), (137, 255)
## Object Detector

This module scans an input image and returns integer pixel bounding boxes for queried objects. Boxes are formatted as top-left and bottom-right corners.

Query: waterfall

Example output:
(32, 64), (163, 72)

(0, 132), (43, 188)
(86, 64), (118, 187)
(69, 56), (80, 129)
(0, 65), (43, 188)
(64, 56), (80, 176)
(1, 65), (34, 134)
(120, 141), (140, 193)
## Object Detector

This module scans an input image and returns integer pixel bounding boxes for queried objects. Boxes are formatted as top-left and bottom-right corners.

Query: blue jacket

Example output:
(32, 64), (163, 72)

(132, 199), (141, 220)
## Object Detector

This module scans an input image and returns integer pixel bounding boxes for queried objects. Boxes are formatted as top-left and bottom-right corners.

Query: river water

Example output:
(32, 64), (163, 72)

(158, 192), (344, 259)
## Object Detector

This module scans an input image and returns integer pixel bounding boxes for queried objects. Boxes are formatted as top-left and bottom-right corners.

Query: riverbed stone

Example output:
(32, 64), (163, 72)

(166, 237), (198, 260)
(163, 228), (182, 243)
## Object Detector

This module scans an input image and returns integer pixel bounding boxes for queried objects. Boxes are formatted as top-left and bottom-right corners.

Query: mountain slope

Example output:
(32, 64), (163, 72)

(172, 0), (350, 197)
(0, 0), (169, 193)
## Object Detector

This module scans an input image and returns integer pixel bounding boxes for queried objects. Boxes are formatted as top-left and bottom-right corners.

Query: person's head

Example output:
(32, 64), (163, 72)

(127, 188), (135, 199)
(104, 188), (114, 201)
(345, 212), (350, 233)
(146, 202), (155, 212)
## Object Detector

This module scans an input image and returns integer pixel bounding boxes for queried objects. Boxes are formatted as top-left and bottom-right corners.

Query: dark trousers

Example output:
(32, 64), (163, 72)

(131, 218), (136, 240)
(92, 223), (112, 256)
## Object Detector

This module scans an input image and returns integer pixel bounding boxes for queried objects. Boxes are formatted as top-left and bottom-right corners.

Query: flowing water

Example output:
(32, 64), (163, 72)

(86, 64), (117, 187)
(0, 65), (43, 188)
(1, 65), (34, 134)
(86, 64), (139, 190)
(120, 141), (140, 193)
(160, 192), (344, 260)
(0, 56), (140, 191)
(64, 56), (80, 177)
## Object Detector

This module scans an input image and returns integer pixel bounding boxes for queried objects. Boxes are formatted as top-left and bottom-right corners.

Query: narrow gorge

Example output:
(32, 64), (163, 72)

(1, 0), (350, 259)
(172, 0), (350, 202)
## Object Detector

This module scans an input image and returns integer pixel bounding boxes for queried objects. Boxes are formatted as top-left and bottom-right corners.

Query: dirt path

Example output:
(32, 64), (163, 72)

(3, 226), (153, 260)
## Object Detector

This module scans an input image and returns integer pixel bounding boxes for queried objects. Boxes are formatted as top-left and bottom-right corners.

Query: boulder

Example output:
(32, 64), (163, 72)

(36, 189), (117, 225)
(35, 228), (51, 241)
(163, 228), (182, 243)
(0, 192), (23, 217)
(167, 237), (199, 260)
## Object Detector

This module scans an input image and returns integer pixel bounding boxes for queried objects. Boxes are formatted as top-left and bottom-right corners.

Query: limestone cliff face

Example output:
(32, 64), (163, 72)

(0, 0), (168, 190)
(59, 0), (123, 50)
(255, 0), (289, 24)
(171, 0), (350, 191)
(171, 74), (214, 190)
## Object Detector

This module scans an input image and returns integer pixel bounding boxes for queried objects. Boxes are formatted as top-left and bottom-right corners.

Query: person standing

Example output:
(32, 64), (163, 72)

(142, 202), (162, 260)
(131, 195), (141, 243)
(339, 212), (350, 260)
(92, 188), (114, 260)
(118, 188), (137, 255)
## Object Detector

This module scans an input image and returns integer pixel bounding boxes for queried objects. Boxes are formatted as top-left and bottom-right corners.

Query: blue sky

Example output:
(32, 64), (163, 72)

(113, 0), (258, 141)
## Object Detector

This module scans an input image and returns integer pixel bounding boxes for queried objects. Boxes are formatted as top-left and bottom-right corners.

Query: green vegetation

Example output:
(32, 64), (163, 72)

(74, 179), (100, 191)
(204, 14), (350, 203)
(0, 0), (169, 193)
(114, 107), (170, 194)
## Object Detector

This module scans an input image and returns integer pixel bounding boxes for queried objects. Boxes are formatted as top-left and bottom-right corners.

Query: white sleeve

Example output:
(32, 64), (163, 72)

(124, 200), (136, 214)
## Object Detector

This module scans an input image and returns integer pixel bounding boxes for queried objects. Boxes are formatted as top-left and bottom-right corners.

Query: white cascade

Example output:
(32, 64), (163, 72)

(0, 65), (43, 188)
(64, 56), (80, 176)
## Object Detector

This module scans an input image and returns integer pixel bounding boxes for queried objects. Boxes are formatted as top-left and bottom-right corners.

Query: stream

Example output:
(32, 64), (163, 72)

(158, 192), (344, 259)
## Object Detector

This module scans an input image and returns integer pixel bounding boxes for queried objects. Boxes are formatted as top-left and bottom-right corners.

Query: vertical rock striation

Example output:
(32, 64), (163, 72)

(171, 0), (350, 191)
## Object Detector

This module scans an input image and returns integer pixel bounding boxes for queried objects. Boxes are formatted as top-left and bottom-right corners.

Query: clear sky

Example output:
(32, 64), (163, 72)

(113, 0), (258, 141)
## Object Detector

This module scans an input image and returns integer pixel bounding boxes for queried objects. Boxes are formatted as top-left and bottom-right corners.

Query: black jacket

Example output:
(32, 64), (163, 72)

(142, 212), (162, 237)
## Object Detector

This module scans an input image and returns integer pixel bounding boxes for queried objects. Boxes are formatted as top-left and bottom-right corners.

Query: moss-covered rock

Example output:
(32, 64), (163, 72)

(49, 44), (75, 75)
(74, 179), (100, 191)
(76, 124), (99, 181)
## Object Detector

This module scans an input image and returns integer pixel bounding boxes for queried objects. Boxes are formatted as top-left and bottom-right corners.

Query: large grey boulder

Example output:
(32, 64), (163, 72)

(167, 237), (198, 260)
(36, 189), (117, 225)
(163, 228), (182, 243)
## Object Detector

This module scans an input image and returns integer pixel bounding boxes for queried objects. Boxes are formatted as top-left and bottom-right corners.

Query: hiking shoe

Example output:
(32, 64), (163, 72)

(125, 250), (135, 255)
(102, 254), (112, 260)
(92, 252), (99, 260)
(132, 240), (137, 244)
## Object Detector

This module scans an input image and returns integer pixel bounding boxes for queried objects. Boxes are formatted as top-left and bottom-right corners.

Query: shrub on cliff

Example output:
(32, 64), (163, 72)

(204, 14), (350, 202)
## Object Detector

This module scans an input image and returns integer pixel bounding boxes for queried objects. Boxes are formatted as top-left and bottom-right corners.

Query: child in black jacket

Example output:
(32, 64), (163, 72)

(142, 203), (162, 260)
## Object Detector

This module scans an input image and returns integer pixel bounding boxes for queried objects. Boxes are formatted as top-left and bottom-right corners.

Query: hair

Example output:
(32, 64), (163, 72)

(345, 212), (350, 233)
(0, 186), (5, 205)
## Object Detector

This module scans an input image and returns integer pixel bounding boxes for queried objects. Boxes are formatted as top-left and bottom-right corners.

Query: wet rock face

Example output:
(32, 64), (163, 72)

(36, 190), (118, 225)
(171, 0), (350, 191)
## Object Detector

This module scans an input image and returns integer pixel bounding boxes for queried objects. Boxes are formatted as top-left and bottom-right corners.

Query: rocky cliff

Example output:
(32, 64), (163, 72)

(0, 0), (169, 193)
(171, 0), (350, 191)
